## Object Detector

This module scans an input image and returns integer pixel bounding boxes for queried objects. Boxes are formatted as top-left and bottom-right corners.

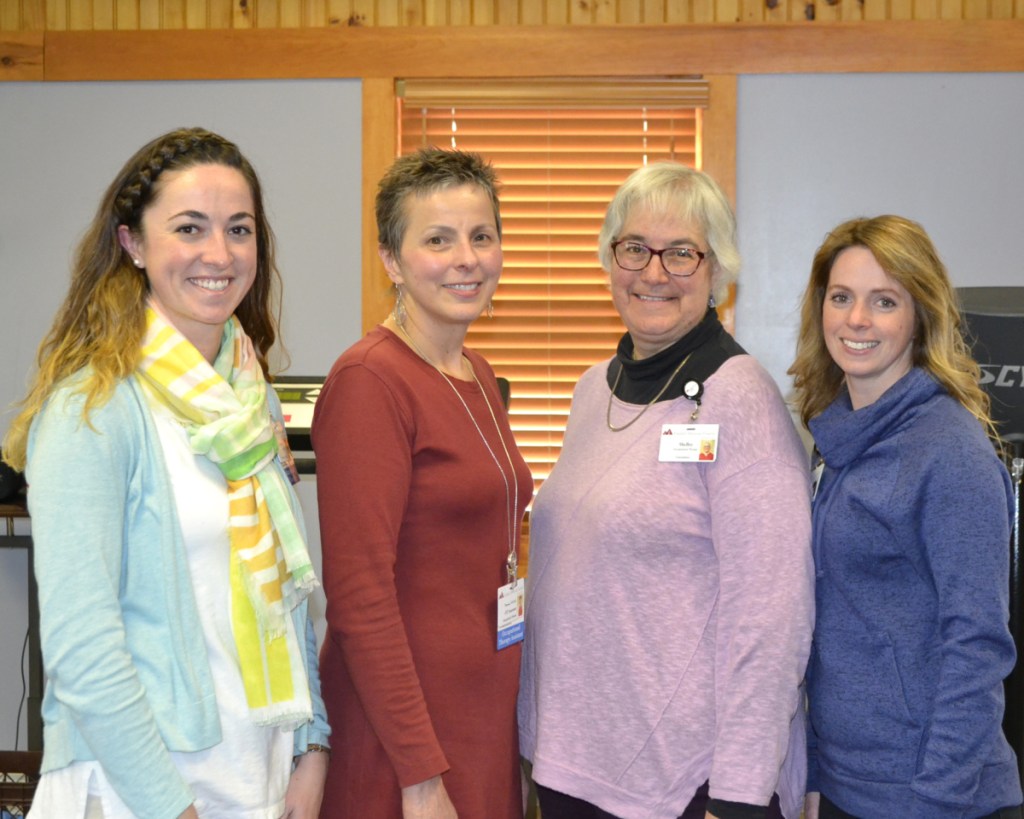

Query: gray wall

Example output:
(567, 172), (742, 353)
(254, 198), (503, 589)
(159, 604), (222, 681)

(0, 79), (362, 749)
(735, 72), (1024, 398)
(1, 72), (1023, 751)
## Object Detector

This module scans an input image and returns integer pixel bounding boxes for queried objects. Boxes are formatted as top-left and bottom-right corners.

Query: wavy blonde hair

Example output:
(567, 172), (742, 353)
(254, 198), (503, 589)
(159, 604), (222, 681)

(3, 128), (282, 471)
(789, 214), (996, 439)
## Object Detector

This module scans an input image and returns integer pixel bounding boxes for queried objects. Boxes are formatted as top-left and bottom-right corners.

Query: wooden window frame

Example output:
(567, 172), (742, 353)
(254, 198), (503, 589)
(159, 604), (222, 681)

(389, 80), (722, 487)
(361, 75), (736, 334)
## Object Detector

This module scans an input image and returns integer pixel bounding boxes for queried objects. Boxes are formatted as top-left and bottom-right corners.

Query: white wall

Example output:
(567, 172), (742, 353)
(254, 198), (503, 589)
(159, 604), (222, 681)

(0, 79), (363, 749)
(734, 72), (1024, 401)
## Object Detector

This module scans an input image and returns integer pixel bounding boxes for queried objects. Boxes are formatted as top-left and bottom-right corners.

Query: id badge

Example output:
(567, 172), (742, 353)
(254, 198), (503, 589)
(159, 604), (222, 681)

(658, 424), (720, 462)
(272, 419), (301, 485)
(497, 578), (526, 650)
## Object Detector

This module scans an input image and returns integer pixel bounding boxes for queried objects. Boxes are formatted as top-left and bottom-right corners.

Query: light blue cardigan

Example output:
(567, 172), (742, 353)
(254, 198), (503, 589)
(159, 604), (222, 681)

(26, 373), (330, 819)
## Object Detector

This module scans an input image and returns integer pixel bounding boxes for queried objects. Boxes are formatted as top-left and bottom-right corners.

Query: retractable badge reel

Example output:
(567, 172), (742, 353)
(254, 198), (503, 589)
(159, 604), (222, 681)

(658, 379), (719, 463)
(683, 380), (703, 421)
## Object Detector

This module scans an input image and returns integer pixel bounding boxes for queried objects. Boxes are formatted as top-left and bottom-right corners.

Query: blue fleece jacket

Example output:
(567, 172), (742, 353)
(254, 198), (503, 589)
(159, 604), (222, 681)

(806, 367), (1021, 818)
(26, 374), (330, 819)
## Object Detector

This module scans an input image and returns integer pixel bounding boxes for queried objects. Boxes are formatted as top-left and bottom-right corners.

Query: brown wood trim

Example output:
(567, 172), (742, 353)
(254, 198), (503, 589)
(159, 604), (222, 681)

(359, 76), (739, 335)
(1, 33), (44, 81)
(702, 75), (738, 207)
(38, 21), (1024, 82)
(361, 78), (397, 336)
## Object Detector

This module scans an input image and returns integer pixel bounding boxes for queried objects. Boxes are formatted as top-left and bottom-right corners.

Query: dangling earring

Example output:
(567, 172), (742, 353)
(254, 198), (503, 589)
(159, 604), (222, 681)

(392, 285), (407, 327)
(486, 300), (494, 319)
(708, 294), (716, 309)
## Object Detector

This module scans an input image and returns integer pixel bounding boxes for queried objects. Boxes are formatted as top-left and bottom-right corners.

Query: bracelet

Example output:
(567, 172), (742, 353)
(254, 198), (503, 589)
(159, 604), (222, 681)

(294, 743), (331, 763)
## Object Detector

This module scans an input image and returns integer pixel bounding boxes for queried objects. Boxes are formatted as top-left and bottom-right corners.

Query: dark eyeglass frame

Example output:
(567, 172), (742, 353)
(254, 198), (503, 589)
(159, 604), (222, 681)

(611, 240), (707, 278)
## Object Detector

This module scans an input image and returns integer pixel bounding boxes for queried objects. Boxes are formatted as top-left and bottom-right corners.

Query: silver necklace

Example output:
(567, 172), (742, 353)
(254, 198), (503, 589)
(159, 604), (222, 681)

(606, 351), (693, 432)
(397, 323), (520, 583)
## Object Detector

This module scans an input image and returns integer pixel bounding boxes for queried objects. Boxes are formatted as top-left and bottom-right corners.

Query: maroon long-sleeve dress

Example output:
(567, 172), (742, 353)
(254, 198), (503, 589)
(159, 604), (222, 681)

(312, 326), (530, 818)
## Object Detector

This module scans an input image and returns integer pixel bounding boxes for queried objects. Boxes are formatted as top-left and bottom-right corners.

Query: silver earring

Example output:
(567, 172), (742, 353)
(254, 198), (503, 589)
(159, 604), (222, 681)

(708, 294), (716, 309)
(486, 300), (494, 319)
(392, 286), (407, 327)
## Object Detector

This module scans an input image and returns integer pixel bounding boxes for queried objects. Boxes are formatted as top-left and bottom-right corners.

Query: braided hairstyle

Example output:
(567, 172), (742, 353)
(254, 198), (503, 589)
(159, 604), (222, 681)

(3, 127), (282, 471)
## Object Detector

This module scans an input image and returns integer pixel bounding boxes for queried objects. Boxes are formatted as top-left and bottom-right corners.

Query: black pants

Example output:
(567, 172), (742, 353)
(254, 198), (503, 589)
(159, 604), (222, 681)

(537, 781), (783, 819)
(821, 793), (1024, 819)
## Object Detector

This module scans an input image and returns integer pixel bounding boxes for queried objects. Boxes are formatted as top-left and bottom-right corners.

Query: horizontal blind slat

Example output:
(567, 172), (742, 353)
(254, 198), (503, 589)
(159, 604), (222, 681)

(397, 86), (705, 497)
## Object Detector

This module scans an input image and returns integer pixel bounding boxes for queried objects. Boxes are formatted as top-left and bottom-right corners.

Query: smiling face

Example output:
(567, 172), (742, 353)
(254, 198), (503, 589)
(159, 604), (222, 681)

(609, 204), (714, 360)
(118, 163), (257, 362)
(823, 245), (917, 409)
(380, 183), (502, 343)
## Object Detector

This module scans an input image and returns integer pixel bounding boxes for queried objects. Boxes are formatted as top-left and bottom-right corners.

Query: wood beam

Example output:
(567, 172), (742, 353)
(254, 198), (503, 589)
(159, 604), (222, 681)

(0, 32), (44, 81)
(35, 21), (1024, 83)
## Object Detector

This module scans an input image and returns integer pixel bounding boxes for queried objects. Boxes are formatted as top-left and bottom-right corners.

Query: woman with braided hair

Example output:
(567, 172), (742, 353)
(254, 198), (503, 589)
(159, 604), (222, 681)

(2, 127), (330, 819)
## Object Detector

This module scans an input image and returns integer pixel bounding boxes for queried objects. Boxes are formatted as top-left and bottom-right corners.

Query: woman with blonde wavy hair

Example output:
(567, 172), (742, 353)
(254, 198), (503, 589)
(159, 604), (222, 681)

(3, 127), (329, 819)
(790, 215), (1022, 819)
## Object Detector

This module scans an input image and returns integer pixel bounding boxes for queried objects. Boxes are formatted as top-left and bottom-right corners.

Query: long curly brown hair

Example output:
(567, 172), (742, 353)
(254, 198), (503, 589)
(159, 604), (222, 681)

(3, 127), (282, 470)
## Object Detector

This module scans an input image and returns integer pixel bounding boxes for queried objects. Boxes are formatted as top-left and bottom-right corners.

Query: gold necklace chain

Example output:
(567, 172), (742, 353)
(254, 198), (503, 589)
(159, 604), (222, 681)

(397, 323), (520, 583)
(606, 351), (693, 432)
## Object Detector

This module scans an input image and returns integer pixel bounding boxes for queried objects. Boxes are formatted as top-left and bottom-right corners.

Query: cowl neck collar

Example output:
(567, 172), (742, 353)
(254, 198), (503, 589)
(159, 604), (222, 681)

(809, 367), (943, 469)
(607, 308), (745, 404)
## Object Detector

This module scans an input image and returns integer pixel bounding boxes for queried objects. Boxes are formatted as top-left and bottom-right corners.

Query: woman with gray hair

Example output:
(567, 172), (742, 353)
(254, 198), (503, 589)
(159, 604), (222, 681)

(518, 162), (814, 819)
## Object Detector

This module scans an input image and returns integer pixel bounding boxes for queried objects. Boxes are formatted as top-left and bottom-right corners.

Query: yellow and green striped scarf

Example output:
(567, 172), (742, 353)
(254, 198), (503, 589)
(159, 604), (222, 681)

(136, 303), (317, 728)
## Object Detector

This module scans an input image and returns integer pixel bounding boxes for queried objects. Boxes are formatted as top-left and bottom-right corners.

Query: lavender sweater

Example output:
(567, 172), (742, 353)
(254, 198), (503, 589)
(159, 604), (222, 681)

(518, 354), (815, 819)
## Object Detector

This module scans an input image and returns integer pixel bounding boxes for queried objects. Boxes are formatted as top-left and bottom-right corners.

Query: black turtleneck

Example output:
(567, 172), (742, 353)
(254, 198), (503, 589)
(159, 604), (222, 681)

(606, 307), (747, 406)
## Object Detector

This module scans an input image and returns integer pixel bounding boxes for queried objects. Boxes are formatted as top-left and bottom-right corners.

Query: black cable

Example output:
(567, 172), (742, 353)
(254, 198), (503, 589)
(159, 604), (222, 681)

(13, 625), (28, 752)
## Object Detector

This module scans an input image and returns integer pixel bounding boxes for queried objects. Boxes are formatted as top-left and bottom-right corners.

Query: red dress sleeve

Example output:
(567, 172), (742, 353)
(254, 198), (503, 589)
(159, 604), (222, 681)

(312, 359), (449, 787)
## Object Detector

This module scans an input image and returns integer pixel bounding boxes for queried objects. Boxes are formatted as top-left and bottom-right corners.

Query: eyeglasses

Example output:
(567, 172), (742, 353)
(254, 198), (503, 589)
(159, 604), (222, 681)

(611, 240), (707, 278)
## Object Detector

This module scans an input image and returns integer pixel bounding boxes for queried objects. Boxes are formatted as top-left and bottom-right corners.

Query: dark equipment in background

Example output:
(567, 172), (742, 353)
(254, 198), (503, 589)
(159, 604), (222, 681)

(0, 458), (24, 503)
(0, 750), (41, 817)
(959, 286), (1024, 784)
(271, 377), (323, 475)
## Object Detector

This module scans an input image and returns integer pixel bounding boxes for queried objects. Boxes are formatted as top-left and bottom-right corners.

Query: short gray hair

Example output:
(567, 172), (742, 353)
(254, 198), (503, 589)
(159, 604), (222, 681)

(597, 162), (739, 304)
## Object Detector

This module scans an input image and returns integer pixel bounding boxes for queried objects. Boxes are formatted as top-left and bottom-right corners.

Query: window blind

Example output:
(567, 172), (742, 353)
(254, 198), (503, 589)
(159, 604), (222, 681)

(397, 78), (710, 491)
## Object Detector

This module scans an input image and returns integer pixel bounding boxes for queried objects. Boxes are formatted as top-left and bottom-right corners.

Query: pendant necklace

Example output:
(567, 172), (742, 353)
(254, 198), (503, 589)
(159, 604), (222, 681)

(606, 351), (693, 432)
(397, 323), (520, 583)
